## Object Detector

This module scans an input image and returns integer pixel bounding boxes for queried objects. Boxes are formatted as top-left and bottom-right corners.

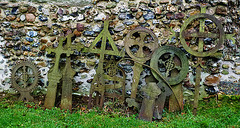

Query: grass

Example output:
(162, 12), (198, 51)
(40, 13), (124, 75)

(0, 94), (239, 128)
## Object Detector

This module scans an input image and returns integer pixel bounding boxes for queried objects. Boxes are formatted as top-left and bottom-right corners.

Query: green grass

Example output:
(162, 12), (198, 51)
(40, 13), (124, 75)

(0, 95), (239, 128)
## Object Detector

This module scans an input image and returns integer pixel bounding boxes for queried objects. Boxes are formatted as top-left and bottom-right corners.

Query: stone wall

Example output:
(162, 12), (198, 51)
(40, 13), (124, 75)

(0, 0), (239, 99)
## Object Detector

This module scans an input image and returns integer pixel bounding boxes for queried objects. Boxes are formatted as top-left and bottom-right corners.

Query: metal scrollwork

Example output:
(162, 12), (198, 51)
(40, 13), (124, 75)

(150, 46), (189, 85)
(11, 61), (40, 101)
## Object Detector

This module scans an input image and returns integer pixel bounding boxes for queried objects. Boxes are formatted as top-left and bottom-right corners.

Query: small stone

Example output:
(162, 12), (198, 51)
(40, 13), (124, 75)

(40, 38), (48, 44)
(4, 10), (10, 16)
(5, 42), (14, 48)
(51, 13), (58, 20)
(118, 13), (127, 20)
(23, 41), (31, 45)
(130, 8), (138, 12)
(39, 15), (48, 22)
(106, 2), (116, 9)
(222, 64), (229, 69)
(29, 52), (36, 57)
(77, 14), (85, 21)
(19, 6), (28, 13)
(114, 23), (125, 32)
(23, 51), (29, 56)
(76, 23), (84, 32)
(204, 75), (220, 86)
(234, 69), (240, 75)
(221, 70), (229, 75)
(94, 13), (106, 21)
(73, 29), (82, 37)
(143, 11), (155, 20)
(152, 19), (160, 24)
(6, 15), (16, 21)
(11, 7), (18, 15)
(38, 62), (46, 67)
(32, 42), (40, 47)
(58, 8), (63, 16)
(11, 23), (24, 28)
(0, 2), (9, 5)
(50, 37), (56, 42)
(136, 12), (143, 19)
(154, 7), (162, 15)
(28, 6), (37, 13)
(235, 62), (240, 67)
(123, 20), (134, 26)
(215, 6), (227, 15)
(159, 0), (170, 4)
(39, 31), (45, 37)
(26, 13), (36, 22)
(40, 45), (46, 51)
(92, 25), (102, 32)
(166, 13), (175, 20)
(2, 22), (11, 27)
(27, 31), (38, 37)
(83, 31), (95, 36)
(25, 37), (34, 42)
(114, 35), (123, 41)
(128, 2), (137, 7)
(15, 50), (22, 56)
(189, 10), (200, 16)
(175, 13), (185, 19)
(20, 14), (25, 21)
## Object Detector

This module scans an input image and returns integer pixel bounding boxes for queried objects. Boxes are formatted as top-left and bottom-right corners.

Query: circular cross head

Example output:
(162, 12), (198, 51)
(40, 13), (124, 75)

(180, 13), (224, 57)
(124, 27), (159, 62)
(11, 61), (39, 92)
(150, 46), (189, 85)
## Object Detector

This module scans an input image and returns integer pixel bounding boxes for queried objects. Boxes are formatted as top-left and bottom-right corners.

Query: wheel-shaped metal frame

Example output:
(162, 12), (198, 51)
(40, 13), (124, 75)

(150, 46), (189, 85)
(124, 27), (159, 62)
(180, 13), (224, 57)
(11, 61), (39, 92)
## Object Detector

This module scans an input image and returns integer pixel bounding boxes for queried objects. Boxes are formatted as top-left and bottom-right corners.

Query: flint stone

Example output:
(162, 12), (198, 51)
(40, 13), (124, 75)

(204, 75), (220, 86)
(19, 6), (28, 13)
(114, 23), (125, 32)
(235, 69), (240, 75)
(83, 31), (95, 36)
(20, 14), (25, 21)
(39, 15), (48, 22)
(11, 7), (18, 15)
(77, 14), (85, 21)
(26, 13), (36, 22)
(94, 13), (106, 21)
(27, 31), (38, 37)
(123, 20), (134, 25)
(0, 2), (9, 6)
(143, 11), (155, 20)
(92, 25), (102, 32)
(159, 0), (170, 4)
(28, 6), (37, 13)
(76, 23), (84, 32)
(215, 6), (228, 15)
(26, 37), (34, 42)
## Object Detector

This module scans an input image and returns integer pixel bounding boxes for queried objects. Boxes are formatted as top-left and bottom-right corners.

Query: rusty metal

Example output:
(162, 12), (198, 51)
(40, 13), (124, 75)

(104, 57), (126, 103)
(44, 34), (83, 110)
(180, 8), (224, 115)
(153, 81), (172, 119)
(150, 46), (188, 117)
(124, 27), (158, 99)
(11, 60), (40, 101)
(180, 13), (224, 57)
(60, 57), (76, 110)
(150, 46), (189, 85)
(85, 19), (125, 108)
(139, 82), (161, 121)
